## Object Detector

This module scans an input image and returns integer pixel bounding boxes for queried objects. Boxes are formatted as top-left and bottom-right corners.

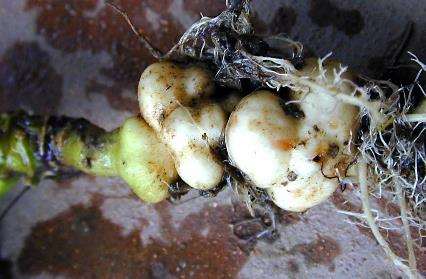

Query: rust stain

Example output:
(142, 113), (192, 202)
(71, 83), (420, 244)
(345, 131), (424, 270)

(278, 211), (301, 225)
(287, 259), (300, 274)
(18, 199), (248, 278)
(308, 0), (364, 36)
(292, 234), (341, 268)
(25, 0), (184, 112)
(0, 42), (63, 114)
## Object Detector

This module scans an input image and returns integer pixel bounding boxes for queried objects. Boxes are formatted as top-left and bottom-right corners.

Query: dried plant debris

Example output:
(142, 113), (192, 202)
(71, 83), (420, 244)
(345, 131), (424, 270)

(165, 1), (303, 90)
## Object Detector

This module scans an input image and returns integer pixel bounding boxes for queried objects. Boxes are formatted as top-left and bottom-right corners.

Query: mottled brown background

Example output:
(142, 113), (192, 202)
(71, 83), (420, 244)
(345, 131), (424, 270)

(0, 0), (425, 278)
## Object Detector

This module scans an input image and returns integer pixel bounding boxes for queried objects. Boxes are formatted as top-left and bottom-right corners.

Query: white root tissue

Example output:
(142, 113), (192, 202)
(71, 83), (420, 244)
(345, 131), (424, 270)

(138, 60), (361, 211)
(138, 62), (226, 190)
(226, 60), (359, 212)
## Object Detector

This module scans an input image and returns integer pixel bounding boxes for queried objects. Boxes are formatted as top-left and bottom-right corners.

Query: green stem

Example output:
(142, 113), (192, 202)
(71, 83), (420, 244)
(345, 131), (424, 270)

(0, 112), (177, 203)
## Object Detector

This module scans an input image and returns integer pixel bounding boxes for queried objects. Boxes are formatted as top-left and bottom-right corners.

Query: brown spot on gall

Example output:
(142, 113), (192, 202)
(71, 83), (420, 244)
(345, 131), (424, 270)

(287, 171), (298, 181)
(274, 138), (297, 151)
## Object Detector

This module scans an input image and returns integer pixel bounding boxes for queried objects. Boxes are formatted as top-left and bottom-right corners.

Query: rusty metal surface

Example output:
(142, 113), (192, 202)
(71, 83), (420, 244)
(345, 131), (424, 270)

(1, 0), (425, 278)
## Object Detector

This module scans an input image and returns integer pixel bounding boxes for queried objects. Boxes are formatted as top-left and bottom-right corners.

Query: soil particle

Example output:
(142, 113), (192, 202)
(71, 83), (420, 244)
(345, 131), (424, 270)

(277, 210), (301, 225)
